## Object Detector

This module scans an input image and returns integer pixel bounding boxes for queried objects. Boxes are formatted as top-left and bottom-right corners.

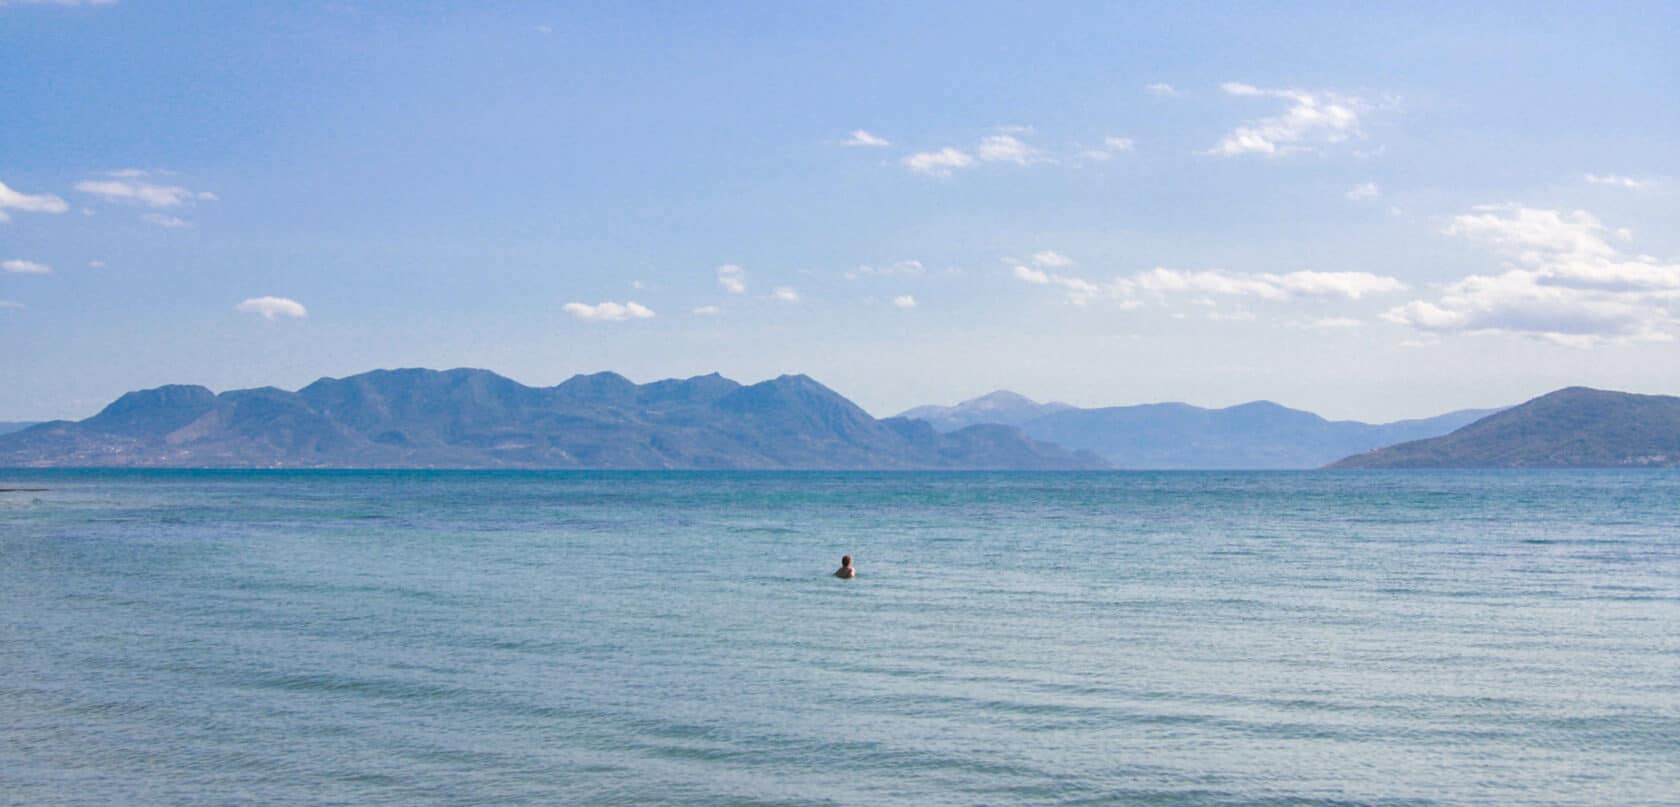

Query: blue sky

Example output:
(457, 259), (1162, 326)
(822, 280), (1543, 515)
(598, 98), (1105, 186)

(3, 1), (1678, 421)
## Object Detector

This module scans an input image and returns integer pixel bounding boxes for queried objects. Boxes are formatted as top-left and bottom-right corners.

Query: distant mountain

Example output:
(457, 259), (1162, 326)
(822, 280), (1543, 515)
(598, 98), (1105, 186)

(1330, 387), (1680, 468)
(0, 369), (1107, 470)
(897, 391), (1075, 431)
(0, 422), (38, 436)
(901, 390), (1500, 469)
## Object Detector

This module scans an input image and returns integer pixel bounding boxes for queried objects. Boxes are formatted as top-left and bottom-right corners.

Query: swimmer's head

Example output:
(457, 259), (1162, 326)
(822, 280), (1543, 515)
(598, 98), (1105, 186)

(840, 555), (852, 567)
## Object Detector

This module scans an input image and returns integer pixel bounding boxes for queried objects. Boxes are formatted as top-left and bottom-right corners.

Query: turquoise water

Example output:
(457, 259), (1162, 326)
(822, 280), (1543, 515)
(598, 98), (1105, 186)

(2, 470), (1678, 805)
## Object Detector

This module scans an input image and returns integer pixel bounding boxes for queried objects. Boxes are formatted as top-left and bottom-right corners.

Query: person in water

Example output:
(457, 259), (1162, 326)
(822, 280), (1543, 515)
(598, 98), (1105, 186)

(834, 555), (855, 579)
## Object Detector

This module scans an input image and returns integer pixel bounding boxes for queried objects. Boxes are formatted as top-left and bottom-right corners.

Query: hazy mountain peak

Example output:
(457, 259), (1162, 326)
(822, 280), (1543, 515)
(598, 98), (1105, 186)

(897, 389), (1074, 431)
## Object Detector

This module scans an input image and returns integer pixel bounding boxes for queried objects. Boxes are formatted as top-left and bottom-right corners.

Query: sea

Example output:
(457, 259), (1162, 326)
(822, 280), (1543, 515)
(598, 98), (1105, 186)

(2, 470), (1677, 806)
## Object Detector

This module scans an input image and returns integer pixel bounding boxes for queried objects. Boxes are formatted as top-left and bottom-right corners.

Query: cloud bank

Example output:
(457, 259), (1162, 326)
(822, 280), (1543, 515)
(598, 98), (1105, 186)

(1383, 204), (1680, 346)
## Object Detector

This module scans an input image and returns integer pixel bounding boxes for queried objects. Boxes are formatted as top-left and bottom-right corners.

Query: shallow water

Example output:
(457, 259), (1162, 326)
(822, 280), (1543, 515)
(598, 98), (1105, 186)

(2, 470), (1678, 805)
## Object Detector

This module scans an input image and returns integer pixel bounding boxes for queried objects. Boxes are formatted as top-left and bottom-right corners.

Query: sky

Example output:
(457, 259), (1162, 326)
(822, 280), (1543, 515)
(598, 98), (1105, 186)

(3, 1), (1678, 422)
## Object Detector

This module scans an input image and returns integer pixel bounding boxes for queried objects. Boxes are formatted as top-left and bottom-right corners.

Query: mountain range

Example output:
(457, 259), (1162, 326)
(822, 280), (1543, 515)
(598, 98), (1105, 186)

(898, 392), (1501, 469)
(1330, 387), (1680, 468)
(0, 369), (1105, 470)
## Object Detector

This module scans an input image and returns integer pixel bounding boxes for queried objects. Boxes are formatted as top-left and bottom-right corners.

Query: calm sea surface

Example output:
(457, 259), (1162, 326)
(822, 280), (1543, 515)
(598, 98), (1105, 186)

(2, 470), (1677, 805)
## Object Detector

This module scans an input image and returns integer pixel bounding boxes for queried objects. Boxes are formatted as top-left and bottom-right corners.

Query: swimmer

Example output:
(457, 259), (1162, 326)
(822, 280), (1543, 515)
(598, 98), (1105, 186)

(834, 555), (855, 579)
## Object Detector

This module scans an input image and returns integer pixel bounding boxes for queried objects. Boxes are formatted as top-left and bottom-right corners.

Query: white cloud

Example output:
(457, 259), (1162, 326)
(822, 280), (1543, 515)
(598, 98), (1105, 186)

(1584, 173), (1651, 191)
(717, 264), (746, 294)
(141, 213), (189, 228)
(902, 147), (975, 177)
(1145, 82), (1182, 97)
(892, 295), (916, 309)
(846, 259), (923, 280)
(1383, 204), (1680, 345)
(3, 259), (52, 274)
(771, 286), (800, 303)
(1079, 136), (1136, 162)
(235, 296), (308, 320)
(1012, 260), (1405, 309)
(1013, 265), (1050, 284)
(1031, 250), (1074, 268)
(1011, 264), (1101, 304)
(1129, 268), (1404, 300)
(1210, 83), (1368, 157)
(561, 301), (654, 321)
(88, 259), (106, 268)
(976, 134), (1043, 165)
(1269, 270), (1406, 299)
(843, 129), (891, 147)
(1305, 316), (1363, 329)
(75, 177), (215, 208)
(1131, 268), (1290, 299)
(0, 180), (69, 222)
(1345, 182), (1381, 200)
(1444, 205), (1622, 272)
(691, 305), (722, 316)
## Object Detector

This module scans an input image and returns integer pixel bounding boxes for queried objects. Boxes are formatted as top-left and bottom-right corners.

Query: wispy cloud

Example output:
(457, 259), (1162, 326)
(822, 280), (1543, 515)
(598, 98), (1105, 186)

(1011, 253), (1406, 309)
(235, 296), (308, 320)
(976, 134), (1044, 165)
(0, 0), (117, 6)
(842, 129), (891, 147)
(1345, 182), (1381, 201)
(1078, 136), (1136, 162)
(691, 305), (722, 317)
(562, 301), (654, 321)
(771, 286), (800, 303)
(1030, 250), (1074, 268)
(141, 213), (190, 228)
(1382, 204), (1680, 346)
(3, 258), (52, 274)
(717, 264), (746, 294)
(1130, 268), (1405, 300)
(902, 147), (975, 178)
(1144, 82), (1182, 97)
(0, 179), (69, 222)
(1584, 173), (1653, 191)
(892, 295), (917, 309)
(76, 175), (214, 208)
(845, 259), (923, 280)
(1210, 83), (1368, 157)
(1010, 264), (1102, 305)
(0, 300), (24, 310)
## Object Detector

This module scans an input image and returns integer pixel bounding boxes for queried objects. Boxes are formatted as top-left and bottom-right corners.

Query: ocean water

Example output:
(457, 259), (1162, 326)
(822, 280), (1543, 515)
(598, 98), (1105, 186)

(2, 470), (1677, 806)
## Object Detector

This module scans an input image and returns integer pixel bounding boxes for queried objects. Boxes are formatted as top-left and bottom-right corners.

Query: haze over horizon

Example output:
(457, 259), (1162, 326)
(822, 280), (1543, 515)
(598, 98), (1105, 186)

(4, 2), (1678, 422)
